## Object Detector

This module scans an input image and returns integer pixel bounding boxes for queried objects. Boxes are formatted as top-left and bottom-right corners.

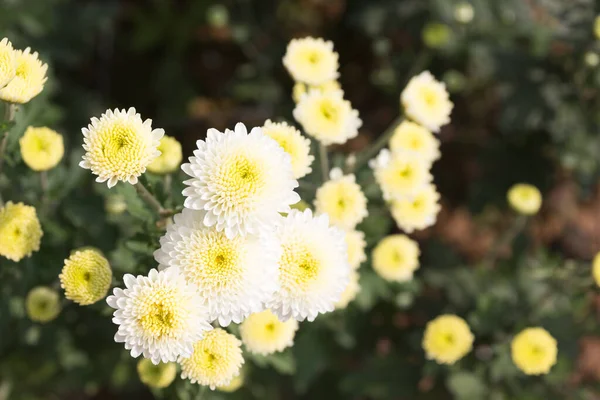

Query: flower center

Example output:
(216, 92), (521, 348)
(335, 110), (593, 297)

(319, 100), (339, 122)
(15, 62), (28, 78)
(217, 154), (266, 206)
(280, 243), (321, 292)
(421, 88), (438, 107)
(307, 51), (321, 65)
(139, 301), (177, 338)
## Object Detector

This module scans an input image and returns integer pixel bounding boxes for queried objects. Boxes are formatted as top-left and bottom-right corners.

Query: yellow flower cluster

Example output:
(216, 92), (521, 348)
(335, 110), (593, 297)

(59, 249), (112, 305)
(0, 201), (43, 262)
(511, 327), (557, 375)
(20, 126), (64, 171)
(240, 309), (298, 355)
(593, 252), (600, 287)
(0, 39), (48, 104)
(137, 359), (177, 389)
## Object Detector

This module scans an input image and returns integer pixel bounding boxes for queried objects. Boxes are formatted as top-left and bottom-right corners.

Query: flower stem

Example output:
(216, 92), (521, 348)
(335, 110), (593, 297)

(135, 181), (167, 216)
(0, 103), (17, 177)
(345, 115), (404, 173)
(40, 171), (49, 208)
(319, 143), (329, 183)
(483, 215), (528, 268)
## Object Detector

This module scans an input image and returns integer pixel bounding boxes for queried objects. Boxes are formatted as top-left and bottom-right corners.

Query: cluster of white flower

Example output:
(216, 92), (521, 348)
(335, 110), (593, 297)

(370, 71), (450, 234)
(99, 119), (350, 388)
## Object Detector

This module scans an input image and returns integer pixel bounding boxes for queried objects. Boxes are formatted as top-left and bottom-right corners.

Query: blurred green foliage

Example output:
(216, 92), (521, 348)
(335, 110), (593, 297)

(1, 0), (600, 399)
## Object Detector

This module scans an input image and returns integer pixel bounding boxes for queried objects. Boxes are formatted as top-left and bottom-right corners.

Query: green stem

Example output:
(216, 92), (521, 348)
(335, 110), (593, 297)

(40, 170), (49, 209)
(346, 115), (404, 173)
(0, 103), (16, 177)
(483, 215), (528, 268)
(135, 181), (167, 216)
(319, 143), (329, 183)
(195, 385), (208, 400)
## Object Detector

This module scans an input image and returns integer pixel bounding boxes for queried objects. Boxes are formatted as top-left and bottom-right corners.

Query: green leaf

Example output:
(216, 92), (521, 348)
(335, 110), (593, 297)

(447, 372), (487, 400)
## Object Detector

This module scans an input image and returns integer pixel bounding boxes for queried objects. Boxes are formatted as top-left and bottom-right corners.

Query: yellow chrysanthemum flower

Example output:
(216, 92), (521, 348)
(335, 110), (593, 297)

(370, 149), (432, 201)
(0, 38), (16, 89)
(593, 252), (600, 287)
(59, 249), (112, 305)
(345, 229), (366, 270)
(283, 37), (339, 85)
(137, 359), (177, 389)
(19, 126), (64, 171)
(0, 47), (48, 104)
(507, 183), (542, 215)
(0, 202), (42, 262)
(217, 372), (244, 393)
(146, 135), (182, 174)
(595, 15), (600, 40)
(314, 168), (368, 229)
(423, 314), (474, 365)
(240, 310), (299, 355)
(390, 183), (441, 233)
(401, 71), (453, 133)
(179, 328), (244, 390)
(292, 80), (341, 103)
(105, 194), (127, 215)
(511, 327), (557, 375)
(372, 234), (420, 282)
(25, 286), (61, 323)
(422, 23), (452, 49)
(335, 270), (360, 309)
(79, 108), (164, 188)
(454, 2), (474, 24)
(390, 121), (440, 167)
(293, 89), (362, 145)
(262, 119), (314, 179)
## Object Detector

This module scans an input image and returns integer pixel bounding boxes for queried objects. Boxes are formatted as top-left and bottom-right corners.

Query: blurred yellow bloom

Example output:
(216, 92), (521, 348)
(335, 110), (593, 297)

(105, 194), (127, 215)
(390, 183), (441, 233)
(137, 359), (177, 389)
(507, 183), (541, 215)
(0, 201), (42, 262)
(179, 328), (244, 390)
(0, 38), (16, 89)
(401, 71), (453, 133)
(0, 47), (48, 104)
(26, 286), (61, 323)
(292, 80), (341, 103)
(19, 126), (64, 171)
(595, 15), (600, 40)
(293, 89), (362, 145)
(454, 2), (474, 24)
(283, 37), (339, 85)
(511, 327), (557, 375)
(147, 135), (182, 174)
(335, 270), (360, 309)
(240, 309), (298, 355)
(314, 168), (368, 229)
(422, 23), (452, 49)
(423, 314), (473, 365)
(345, 229), (366, 270)
(217, 371), (244, 393)
(390, 121), (440, 167)
(372, 234), (420, 282)
(262, 119), (314, 179)
(593, 253), (600, 287)
(59, 249), (112, 305)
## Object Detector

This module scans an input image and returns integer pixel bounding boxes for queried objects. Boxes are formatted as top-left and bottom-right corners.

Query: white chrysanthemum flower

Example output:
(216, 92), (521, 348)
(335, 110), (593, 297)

(283, 37), (339, 85)
(293, 89), (362, 145)
(79, 108), (164, 188)
(0, 38), (16, 89)
(154, 208), (280, 326)
(370, 149), (432, 201)
(345, 229), (367, 270)
(240, 310), (299, 355)
(314, 168), (368, 229)
(182, 123), (300, 238)
(390, 121), (440, 167)
(401, 71), (453, 133)
(262, 119), (314, 179)
(106, 268), (212, 364)
(390, 183), (441, 233)
(267, 209), (350, 322)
